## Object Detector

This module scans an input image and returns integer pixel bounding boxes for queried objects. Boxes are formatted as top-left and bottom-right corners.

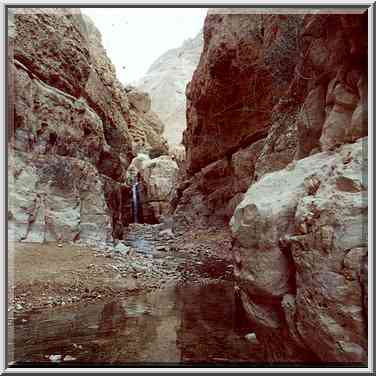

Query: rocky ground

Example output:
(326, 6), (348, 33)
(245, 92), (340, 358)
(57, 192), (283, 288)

(8, 223), (233, 314)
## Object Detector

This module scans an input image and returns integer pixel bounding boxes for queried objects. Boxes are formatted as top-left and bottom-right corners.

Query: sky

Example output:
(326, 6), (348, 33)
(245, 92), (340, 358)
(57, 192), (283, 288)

(82, 8), (207, 84)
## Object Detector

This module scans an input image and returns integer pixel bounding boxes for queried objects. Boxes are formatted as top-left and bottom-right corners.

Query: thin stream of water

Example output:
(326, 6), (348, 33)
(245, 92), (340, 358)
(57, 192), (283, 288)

(131, 183), (140, 224)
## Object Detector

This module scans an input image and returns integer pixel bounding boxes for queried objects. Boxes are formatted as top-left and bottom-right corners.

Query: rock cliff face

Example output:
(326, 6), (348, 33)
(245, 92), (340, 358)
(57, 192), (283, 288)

(126, 153), (178, 224)
(137, 32), (203, 146)
(8, 8), (167, 243)
(231, 138), (367, 362)
(175, 10), (304, 225)
(176, 9), (368, 362)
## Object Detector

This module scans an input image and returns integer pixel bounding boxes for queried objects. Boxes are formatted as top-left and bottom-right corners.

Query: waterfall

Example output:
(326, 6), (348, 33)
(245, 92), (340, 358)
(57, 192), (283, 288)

(132, 182), (140, 223)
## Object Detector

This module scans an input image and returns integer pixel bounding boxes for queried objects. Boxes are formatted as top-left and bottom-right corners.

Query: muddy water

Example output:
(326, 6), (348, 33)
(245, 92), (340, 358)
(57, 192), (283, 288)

(9, 282), (263, 366)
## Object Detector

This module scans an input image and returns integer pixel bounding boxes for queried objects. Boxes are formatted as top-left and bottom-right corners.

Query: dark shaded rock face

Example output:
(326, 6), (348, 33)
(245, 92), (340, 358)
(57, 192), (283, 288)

(176, 9), (368, 362)
(184, 12), (302, 175)
(177, 10), (367, 224)
(175, 11), (304, 225)
(8, 8), (167, 242)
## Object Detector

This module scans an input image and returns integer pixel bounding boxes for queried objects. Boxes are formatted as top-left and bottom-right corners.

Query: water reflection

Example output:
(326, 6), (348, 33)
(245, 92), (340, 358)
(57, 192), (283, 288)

(9, 282), (261, 366)
(176, 282), (258, 363)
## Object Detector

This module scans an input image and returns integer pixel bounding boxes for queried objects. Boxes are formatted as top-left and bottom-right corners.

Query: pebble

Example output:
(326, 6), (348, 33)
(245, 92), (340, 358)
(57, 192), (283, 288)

(63, 355), (76, 361)
(12, 226), (232, 313)
(48, 354), (62, 362)
(245, 332), (260, 345)
(114, 243), (129, 253)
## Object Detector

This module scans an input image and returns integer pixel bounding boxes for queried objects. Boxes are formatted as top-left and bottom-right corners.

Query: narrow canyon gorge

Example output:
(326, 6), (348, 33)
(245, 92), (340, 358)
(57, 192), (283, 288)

(7, 7), (368, 367)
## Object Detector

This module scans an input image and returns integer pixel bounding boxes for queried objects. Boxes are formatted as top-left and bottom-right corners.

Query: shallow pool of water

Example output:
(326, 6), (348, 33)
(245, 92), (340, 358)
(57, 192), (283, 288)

(8, 281), (264, 366)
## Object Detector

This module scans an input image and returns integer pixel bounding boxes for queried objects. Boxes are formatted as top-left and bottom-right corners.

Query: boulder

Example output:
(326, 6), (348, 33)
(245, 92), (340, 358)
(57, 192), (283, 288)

(8, 151), (113, 243)
(138, 156), (179, 223)
(126, 153), (150, 184)
(125, 86), (151, 113)
(140, 156), (178, 202)
(230, 138), (367, 362)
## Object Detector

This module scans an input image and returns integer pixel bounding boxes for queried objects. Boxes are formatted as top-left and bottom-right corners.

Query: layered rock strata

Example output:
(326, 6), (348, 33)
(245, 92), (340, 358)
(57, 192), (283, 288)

(175, 10), (304, 224)
(137, 32), (203, 146)
(231, 138), (367, 362)
(8, 8), (167, 242)
(176, 9), (368, 362)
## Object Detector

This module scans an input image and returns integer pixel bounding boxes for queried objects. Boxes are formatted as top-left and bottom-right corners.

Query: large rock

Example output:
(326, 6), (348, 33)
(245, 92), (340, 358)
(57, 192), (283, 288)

(139, 156), (179, 223)
(8, 151), (112, 244)
(231, 138), (367, 362)
(125, 85), (168, 156)
(141, 157), (179, 202)
(126, 153), (151, 185)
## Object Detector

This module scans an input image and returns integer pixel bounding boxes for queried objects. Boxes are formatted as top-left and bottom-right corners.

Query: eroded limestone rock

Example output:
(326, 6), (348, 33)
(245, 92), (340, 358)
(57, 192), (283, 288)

(138, 156), (179, 223)
(9, 9), (168, 242)
(231, 138), (367, 362)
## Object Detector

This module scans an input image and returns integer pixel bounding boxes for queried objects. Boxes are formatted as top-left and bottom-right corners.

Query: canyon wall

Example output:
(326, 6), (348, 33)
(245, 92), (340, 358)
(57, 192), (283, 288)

(137, 32), (203, 146)
(8, 8), (168, 243)
(177, 9), (368, 362)
(175, 10), (304, 225)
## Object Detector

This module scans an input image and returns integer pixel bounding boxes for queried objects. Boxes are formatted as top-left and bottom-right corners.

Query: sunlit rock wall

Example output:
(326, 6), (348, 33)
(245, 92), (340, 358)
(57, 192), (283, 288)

(8, 8), (168, 242)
